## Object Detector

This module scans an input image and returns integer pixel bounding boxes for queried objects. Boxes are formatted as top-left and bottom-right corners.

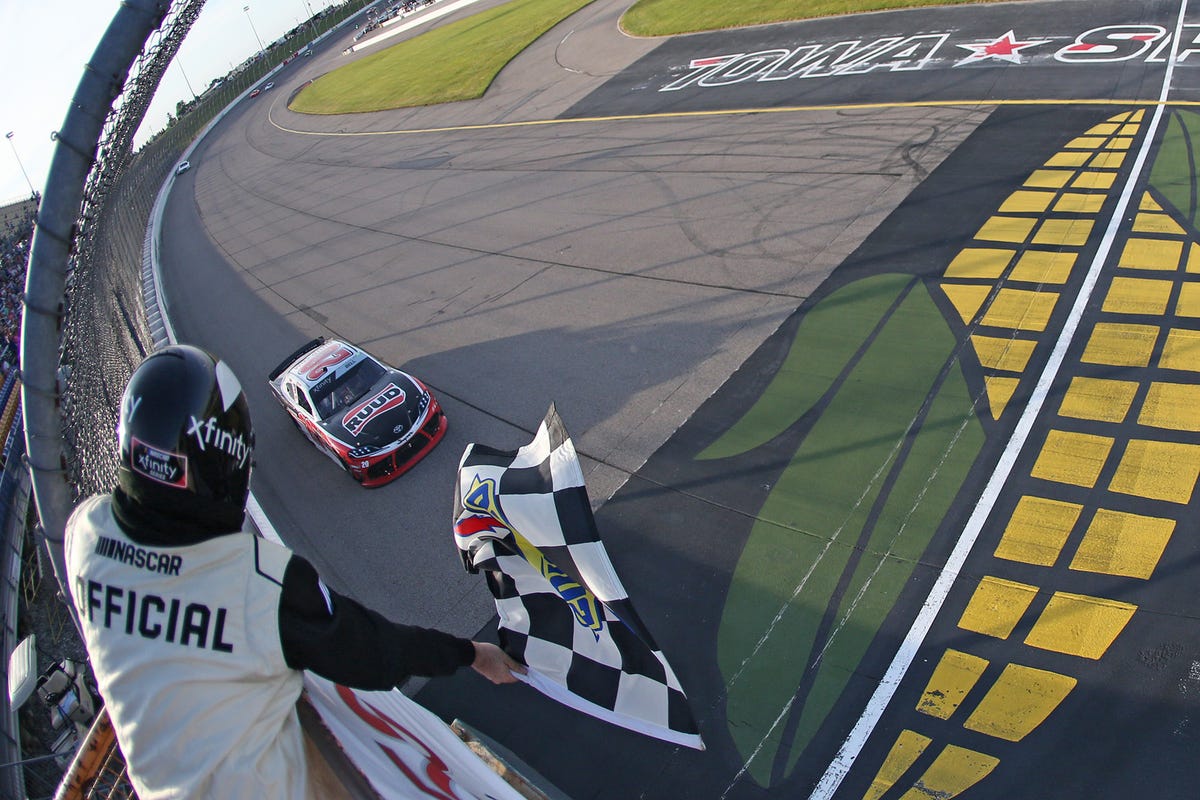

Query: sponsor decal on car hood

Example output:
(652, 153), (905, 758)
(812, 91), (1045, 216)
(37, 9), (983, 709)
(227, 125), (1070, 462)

(320, 373), (427, 446)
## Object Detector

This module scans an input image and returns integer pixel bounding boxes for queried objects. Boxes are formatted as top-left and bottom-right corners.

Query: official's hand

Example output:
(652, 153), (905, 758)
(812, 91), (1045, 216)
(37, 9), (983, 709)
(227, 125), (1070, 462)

(470, 641), (526, 685)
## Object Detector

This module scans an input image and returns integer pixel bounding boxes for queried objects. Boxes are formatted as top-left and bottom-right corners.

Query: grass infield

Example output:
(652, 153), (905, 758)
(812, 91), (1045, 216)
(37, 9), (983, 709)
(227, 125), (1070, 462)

(622, 0), (1007, 37)
(290, 0), (594, 114)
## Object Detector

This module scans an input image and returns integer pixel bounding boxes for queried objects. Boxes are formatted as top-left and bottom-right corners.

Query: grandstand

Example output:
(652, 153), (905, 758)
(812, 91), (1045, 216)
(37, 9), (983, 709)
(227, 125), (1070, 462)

(0, 198), (37, 231)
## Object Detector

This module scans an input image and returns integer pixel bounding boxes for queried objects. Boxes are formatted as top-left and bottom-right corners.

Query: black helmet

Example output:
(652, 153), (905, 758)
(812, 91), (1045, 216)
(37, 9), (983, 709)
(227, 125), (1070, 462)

(117, 345), (253, 532)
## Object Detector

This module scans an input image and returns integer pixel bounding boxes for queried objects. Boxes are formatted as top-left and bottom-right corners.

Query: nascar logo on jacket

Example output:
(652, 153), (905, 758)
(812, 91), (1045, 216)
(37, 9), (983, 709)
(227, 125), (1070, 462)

(342, 383), (406, 435)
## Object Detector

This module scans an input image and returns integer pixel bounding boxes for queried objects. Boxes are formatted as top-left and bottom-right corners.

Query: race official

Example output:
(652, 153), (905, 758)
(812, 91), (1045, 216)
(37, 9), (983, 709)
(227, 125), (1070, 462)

(64, 345), (523, 800)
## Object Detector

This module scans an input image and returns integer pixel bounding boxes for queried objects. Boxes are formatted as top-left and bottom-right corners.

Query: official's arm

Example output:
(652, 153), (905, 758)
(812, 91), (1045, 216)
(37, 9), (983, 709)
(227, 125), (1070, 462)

(278, 555), (475, 689)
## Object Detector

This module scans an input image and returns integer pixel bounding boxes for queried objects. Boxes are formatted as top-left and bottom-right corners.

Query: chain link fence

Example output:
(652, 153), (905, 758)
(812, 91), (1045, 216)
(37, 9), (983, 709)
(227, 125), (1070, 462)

(17, 1), (374, 796)
(28, 0), (373, 625)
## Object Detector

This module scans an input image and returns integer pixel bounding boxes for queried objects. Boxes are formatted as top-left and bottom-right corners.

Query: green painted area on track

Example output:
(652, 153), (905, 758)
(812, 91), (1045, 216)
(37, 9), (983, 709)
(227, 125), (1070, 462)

(1151, 109), (1200, 227)
(712, 274), (984, 785)
(697, 275), (913, 461)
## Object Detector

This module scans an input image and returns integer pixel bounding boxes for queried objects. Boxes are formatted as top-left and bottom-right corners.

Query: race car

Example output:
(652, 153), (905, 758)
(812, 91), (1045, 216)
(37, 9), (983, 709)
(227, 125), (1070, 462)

(268, 338), (447, 487)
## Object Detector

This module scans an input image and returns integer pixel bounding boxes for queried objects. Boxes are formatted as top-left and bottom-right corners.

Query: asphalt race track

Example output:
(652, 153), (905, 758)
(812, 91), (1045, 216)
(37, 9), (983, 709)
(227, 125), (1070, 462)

(159, 0), (1200, 797)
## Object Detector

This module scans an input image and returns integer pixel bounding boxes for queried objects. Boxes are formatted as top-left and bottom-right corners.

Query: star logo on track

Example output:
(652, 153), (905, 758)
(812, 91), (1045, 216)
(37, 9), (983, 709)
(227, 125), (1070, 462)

(956, 30), (1052, 65)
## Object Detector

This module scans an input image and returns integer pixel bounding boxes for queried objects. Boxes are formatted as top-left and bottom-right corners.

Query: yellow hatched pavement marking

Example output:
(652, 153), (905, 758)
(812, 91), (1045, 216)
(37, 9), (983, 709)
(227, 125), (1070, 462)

(1094, 151), (1128, 167)
(944, 248), (1014, 279)
(1029, 430), (1114, 488)
(1010, 250), (1076, 283)
(980, 288), (1058, 331)
(861, 730), (932, 800)
(994, 496), (1082, 566)
(1139, 381), (1200, 431)
(1089, 151), (1127, 169)
(1070, 509), (1175, 579)
(1054, 193), (1106, 214)
(1025, 169), (1073, 188)
(1085, 121), (1139, 139)
(1081, 322), (1158, 367)
(976, 216), (1037, 243)
(1102, 276), (1174, 315)
(1160, 327), (1200, 370)
(1109, 439), (1200, 503)
(1119, 236), (1183, 270)
(1000, 191), (1054, 213)
(1024, 592), (1136, 659)
(1032, 217), (1094, 247)
(1133, 212), (1187, 235)
(1045, 151), (1091, 168)
(896, 746), (999, 800)
(1071, 170), (1117, 190)
(916, 650), (989, 720)
(1175, 282), (1200, 316)
(962, 664), (1077, 741)
(1057, 376), (1138, 423)
(970, 335), (1036, 371)
(957, 576), (1038, 639)
(942, 284), (991, 324)
(984, 377), (1019, 418)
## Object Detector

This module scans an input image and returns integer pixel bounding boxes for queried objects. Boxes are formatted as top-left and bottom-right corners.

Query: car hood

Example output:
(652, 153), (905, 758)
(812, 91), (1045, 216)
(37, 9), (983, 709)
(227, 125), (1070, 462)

(319, 373), (429, 447)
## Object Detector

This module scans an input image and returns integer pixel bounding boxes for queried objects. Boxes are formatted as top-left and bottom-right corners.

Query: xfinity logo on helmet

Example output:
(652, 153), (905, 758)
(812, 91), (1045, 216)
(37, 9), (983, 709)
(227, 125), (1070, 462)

(187, 416), (252, 468)
(342, 383), (406, 436)
(131, 438), (188, 488)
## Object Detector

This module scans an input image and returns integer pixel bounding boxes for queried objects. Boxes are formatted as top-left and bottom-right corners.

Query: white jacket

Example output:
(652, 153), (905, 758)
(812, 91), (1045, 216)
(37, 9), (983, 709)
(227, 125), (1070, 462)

(64, 494), (310, 800)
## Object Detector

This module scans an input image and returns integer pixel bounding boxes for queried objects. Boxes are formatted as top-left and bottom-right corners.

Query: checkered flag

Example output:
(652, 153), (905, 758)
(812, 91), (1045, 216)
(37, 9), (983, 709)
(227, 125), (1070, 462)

(453, 405), (703, 749)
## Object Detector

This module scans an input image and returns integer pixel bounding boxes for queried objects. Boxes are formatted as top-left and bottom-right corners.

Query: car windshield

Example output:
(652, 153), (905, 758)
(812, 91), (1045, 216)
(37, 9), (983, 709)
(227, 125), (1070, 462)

(310, 358), (387, 419)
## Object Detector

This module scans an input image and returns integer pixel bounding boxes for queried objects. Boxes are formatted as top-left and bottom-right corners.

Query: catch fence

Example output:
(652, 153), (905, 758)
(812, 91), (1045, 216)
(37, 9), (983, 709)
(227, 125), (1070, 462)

(13, 1), (374, 795)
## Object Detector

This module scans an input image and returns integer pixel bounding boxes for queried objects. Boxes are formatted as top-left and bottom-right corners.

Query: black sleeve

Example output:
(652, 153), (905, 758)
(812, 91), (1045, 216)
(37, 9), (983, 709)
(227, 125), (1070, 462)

(278, 555), (476, 689)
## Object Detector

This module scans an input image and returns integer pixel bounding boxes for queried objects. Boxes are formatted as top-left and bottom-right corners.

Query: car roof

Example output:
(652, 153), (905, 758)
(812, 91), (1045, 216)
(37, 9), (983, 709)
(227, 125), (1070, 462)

(285, 339), (373, 391)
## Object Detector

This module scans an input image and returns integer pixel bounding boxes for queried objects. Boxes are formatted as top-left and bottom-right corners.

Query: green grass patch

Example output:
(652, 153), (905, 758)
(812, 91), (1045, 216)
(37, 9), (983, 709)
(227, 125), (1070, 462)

(621, 0), (1009, 36)
(1150, 110), (1200, 229)
(290, 0), (595, 114)
(715, 275), (983, 785)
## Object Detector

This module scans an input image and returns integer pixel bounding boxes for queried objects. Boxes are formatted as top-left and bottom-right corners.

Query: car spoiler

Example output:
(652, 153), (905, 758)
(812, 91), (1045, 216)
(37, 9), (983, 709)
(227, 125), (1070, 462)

(268, 337), (326, 381)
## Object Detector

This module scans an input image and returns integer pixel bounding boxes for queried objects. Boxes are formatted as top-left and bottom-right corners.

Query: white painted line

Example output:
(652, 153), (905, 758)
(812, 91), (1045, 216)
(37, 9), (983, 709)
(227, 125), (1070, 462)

(558, 30), (586, 74)
(808, 3), (1191, 797)
(344, 0), (487, 54)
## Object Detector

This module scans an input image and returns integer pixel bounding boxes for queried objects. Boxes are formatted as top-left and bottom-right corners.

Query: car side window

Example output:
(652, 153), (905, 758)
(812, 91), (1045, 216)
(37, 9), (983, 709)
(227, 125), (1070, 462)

(289, 383), (314, 417)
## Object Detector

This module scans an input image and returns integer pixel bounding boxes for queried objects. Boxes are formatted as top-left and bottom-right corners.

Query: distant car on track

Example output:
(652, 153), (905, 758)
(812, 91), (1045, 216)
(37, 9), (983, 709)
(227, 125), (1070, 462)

(250, 88), (261, 98)
(268, 338), (447, 487)
(263, 82), (274, 90)
(175, 160), (191, 175)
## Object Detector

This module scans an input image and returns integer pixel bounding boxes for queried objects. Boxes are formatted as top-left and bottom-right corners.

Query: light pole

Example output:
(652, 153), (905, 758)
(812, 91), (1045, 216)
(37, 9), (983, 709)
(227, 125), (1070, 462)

(243, 5), (266, 59)
(176, 58), (198, 101)
(4, 132), (37, 198)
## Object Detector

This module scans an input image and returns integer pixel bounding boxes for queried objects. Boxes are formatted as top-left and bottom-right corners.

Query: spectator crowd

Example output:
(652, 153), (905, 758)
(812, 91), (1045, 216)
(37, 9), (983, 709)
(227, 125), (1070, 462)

(0, 199), (36, 376)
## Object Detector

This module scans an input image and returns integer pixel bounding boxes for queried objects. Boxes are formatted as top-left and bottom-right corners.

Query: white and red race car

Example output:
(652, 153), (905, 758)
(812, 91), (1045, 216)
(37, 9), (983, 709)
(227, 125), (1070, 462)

(268, 338), (447, 487)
